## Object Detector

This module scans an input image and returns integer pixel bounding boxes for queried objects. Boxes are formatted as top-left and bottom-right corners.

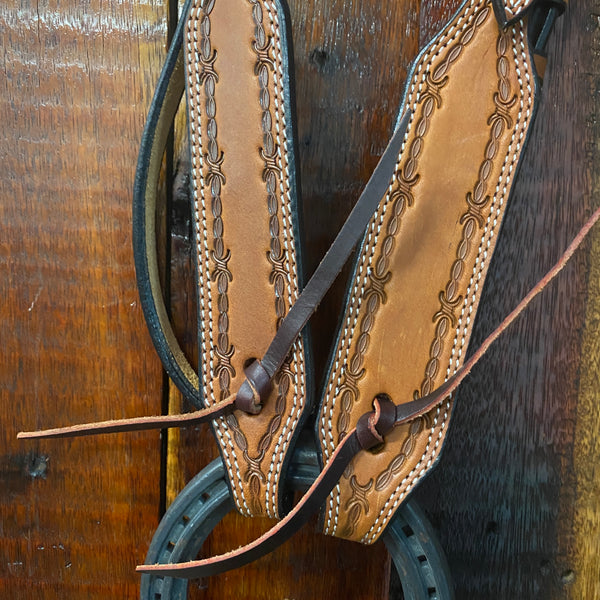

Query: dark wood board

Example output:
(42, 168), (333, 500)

(413, 1), (600, 599)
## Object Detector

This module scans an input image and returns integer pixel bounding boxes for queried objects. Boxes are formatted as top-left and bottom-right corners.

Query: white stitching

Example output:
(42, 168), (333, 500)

(186, 1), (249, 513)
(363, 21), (533, 543)
(322, 0), (485, 535)
(261, 0), (306, 519)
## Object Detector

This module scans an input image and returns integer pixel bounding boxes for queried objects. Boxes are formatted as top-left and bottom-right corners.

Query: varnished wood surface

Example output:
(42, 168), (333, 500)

(0, 0), (168, 597)
(2, 0), (599, 598)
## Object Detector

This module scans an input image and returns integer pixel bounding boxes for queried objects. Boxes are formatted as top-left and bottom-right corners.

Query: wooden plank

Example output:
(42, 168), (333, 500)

(0, 1), (168, 597)
(569, 0), (600, 597)
(4, 0), (599, 597)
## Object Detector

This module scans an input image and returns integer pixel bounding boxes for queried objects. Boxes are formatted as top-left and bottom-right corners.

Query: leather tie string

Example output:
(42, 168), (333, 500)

(135, 203), (600, 578)
(19, 204), (600, 577)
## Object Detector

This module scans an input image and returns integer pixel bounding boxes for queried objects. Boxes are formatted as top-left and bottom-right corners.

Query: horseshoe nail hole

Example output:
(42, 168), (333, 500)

(485, 520), (499, 534)
(417, 554), (427, 563)
(402, 524), (414, 538)
(201, 492), (211, 502)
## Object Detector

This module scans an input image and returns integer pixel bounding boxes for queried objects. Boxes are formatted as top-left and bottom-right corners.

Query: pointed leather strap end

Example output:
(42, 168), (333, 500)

(17, 395), (237, 440)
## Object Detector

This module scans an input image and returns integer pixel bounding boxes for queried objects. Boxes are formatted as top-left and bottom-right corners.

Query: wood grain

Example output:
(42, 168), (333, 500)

(414, 1), (600, 598)
(0, 1), (168, 597)
(3, 0), (599, 598)
(568, 1), (600, 598)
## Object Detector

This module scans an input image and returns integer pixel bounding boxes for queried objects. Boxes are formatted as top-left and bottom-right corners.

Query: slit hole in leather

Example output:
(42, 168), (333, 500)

(243, 357), (258, 370)
(366, 393), (393, 454)
(375, 392), (392, 404)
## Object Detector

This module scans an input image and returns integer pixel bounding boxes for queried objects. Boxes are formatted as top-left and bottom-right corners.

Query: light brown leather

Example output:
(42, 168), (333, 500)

(185, 0), (308, 518)
(318, 0), (541, 543)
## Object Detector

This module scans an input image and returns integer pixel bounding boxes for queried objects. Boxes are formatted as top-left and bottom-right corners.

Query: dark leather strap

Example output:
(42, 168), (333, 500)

(132, 0), (201, 406)
(137, 396), (396, 579)
(135, 203), (600, 578)
(260, 112), (411, 378)
(491, 0), (565, 28)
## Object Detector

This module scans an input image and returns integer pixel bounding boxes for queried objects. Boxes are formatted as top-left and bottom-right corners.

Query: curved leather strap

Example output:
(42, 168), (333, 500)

(132, 0), (201, 406)
(136, 203), (600, 578)
(135, 0), (414, 405)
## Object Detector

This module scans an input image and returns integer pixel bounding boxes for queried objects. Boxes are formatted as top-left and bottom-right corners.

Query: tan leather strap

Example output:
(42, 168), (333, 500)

(17, 395), (236, 440)
(134, 202), (600, 579)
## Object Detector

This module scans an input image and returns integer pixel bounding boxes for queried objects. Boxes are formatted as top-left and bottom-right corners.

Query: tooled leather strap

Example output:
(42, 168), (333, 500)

(136, 202), (600, 579)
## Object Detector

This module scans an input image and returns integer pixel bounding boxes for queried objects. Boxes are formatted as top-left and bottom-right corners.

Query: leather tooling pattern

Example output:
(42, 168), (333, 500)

(186, 0), (248, 513)
(248, 0), (297, 518)
(186, 0), (306, 519)
(321, 0), (492, 539)
(327, 1), (491, 449)
(420, 30), (516, 399)
(187, 0), (236, 404)
(217, 0), (274, 516)
(363, 22), (533, 544)
(219, 0), (306, 519)
(257, 0), (306, 520)
(340, 476), (374, 539)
